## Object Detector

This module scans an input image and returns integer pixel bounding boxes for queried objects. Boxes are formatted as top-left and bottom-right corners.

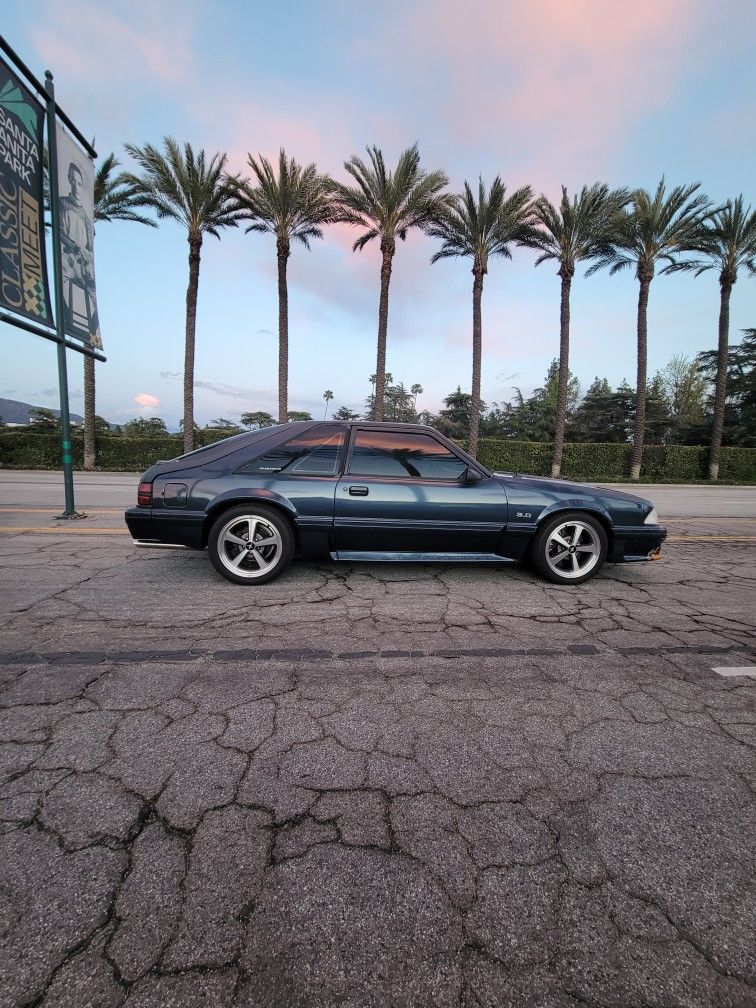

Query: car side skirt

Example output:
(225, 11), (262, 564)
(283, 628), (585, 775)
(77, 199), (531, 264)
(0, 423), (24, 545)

(332, 550), (517, 564)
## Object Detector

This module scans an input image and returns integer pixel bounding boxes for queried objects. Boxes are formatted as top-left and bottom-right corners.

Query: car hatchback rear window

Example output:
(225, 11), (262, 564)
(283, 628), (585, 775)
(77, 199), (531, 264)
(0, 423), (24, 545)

(240, 426), (346, 476)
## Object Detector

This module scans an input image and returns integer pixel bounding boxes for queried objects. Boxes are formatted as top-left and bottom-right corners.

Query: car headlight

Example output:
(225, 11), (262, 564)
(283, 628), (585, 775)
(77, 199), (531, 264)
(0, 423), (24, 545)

(644, 507), (659, 525)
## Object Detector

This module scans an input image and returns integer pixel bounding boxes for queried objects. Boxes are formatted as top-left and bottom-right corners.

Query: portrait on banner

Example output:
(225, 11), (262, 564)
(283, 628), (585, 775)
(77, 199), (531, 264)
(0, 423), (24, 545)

(56, 125), (102, 349)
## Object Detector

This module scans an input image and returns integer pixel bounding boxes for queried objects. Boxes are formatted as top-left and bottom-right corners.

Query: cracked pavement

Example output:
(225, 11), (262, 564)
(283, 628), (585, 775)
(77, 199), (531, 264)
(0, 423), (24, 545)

(0, 481), (755, 1007)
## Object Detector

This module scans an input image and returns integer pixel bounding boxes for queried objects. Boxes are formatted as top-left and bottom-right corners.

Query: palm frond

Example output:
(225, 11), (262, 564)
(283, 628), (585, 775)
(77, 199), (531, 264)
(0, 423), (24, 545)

(234, 148), (339, 251)
(333, 143), (449, 252)
(692, 195), (756, 278)
(124, 137), (244, 239)
(428, 176), (535, 272)
(353, 228), (380, 252)
(588, 178), (712, 278)
(521, 182), (630, 275)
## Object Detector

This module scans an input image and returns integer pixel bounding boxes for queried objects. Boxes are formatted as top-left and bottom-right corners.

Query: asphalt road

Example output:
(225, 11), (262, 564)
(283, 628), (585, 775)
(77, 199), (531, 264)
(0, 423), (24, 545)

(0, 472), (754, 1007)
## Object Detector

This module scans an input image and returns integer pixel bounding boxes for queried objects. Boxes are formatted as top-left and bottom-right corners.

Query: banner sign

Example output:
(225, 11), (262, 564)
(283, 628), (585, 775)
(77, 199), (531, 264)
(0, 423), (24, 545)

(55, 124), (101, 349)
(0, 59), (52, 325)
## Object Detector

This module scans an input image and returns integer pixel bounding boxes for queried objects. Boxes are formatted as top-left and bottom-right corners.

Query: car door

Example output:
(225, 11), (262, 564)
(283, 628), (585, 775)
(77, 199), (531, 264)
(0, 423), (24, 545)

(333, 427), (508, 555)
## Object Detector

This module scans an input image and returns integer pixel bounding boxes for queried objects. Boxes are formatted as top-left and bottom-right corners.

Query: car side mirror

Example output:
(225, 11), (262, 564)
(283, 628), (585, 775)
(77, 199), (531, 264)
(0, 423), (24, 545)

(460, 467), (483, 484)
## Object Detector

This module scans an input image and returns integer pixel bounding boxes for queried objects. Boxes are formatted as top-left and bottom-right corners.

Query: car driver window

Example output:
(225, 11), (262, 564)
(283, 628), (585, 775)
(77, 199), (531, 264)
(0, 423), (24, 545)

(349, 430), (468, 480)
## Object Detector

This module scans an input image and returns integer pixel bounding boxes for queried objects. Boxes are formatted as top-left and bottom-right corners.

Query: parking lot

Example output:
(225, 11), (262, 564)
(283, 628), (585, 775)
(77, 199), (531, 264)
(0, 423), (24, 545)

(1, 473), (755, 1007)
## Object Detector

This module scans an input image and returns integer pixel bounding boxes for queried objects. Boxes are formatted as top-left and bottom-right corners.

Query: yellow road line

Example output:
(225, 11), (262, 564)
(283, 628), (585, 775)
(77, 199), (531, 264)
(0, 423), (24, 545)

(0, 526), (129, 535)
(0, 507), (124, 514)
(665, 517), (756, 523)
(666, 535), (756, 542)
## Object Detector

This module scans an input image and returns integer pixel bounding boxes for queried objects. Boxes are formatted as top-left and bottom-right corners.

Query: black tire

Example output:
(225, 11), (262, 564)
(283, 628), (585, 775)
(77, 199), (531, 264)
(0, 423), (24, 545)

(530, 511), (607, 585)
(207, 503), (294, 585)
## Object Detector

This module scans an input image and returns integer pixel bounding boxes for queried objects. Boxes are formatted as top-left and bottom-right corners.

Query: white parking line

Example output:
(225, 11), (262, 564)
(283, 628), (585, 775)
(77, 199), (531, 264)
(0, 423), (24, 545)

(711, 666), (756, 678)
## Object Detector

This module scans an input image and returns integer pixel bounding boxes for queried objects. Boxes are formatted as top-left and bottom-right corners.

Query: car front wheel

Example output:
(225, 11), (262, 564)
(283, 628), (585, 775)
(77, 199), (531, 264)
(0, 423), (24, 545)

(530, 512), (607, 585)
(208, 504), (294, 585)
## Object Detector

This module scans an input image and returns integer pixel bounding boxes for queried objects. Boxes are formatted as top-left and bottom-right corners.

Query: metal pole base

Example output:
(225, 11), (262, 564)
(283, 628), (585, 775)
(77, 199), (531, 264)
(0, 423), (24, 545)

(54, 511), (88, 521)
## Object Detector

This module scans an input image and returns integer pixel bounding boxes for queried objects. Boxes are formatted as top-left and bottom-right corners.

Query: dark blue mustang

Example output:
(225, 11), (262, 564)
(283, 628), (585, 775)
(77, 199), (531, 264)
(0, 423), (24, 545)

(125, 421), (666, 586)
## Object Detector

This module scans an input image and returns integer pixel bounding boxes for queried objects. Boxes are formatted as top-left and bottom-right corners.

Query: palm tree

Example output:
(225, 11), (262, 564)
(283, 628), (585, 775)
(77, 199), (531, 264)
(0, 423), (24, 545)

(323, 389), (334, 418)
(688, 197), (756, 479)
(588, 179), (711, 480)
(122, 138), (244, 452)
(523, 184), (628, 477)
(333, 144), (451, 420)
(234, 150), (338, 423)
(410, 383), (423, 410)
(428, 177), (535, 457)
(84, 154), (155, 470)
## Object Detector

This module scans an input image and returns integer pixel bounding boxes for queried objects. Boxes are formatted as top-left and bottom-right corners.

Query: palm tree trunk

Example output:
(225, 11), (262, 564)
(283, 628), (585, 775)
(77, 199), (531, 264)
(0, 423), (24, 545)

(708, 276), (733, 480)
(630, 276), (651, 481)
(277, 238), (290, 423)
(83, 354), (96, 471)
(374, 242), (394, 421)
(468, 268), (484, 457)
(183, 233), (202, 454)
(551, 271), (572, 478)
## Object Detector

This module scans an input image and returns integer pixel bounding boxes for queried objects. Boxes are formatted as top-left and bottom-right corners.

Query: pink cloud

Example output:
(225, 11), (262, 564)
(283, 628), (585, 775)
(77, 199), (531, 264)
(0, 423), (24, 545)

(210, 97), (356, 180)
(369, 0), (708, 191)
(134, 393), (160, 408)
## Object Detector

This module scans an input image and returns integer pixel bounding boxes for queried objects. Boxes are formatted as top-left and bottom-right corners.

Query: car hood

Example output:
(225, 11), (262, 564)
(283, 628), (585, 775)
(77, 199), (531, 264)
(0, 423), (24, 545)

(493, 472), (653, 509)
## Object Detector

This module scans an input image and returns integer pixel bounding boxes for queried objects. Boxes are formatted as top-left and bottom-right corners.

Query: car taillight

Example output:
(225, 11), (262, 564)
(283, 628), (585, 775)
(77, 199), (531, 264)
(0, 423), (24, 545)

(137, 482), (153, 507)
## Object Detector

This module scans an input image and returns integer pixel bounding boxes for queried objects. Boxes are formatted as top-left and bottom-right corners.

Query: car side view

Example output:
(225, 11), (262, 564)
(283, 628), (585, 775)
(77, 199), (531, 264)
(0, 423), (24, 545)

(124, 421), (667, 586)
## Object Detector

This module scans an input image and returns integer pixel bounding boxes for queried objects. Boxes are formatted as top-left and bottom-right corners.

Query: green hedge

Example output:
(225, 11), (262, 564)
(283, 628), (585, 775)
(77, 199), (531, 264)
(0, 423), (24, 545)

(474, 439), (756, 483)
(0, 428), (242, 472)
(2, 431), (755, 483)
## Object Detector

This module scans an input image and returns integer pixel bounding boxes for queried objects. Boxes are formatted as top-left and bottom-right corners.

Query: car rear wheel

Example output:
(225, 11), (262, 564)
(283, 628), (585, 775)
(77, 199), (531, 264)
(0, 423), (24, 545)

(530, 512), (607, 585)
(208, 504), (294, 585)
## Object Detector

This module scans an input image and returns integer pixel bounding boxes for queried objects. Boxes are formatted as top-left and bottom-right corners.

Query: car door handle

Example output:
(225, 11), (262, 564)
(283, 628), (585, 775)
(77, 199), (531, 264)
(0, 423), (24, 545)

(348, 485), (369, 496)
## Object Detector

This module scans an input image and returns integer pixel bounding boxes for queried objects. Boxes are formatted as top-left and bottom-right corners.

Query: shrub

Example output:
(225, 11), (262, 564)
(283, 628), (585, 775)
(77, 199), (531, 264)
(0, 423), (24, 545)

(475, 440), (553, 476)
(95, 436), (184, 470)
(0, 432), (76, 469)
(719, 447), (756, 483)
(475, 439), (756, 483)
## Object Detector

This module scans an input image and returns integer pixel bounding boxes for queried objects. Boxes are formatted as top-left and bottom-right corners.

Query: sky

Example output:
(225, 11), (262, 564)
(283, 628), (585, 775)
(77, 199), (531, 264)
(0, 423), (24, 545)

(1, 0), (754, 430)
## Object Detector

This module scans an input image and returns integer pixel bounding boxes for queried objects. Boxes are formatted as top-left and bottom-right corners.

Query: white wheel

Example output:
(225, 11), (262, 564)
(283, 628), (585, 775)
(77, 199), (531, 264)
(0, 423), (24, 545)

(208, 505), (293, 585)
(532, 512), (607, 585)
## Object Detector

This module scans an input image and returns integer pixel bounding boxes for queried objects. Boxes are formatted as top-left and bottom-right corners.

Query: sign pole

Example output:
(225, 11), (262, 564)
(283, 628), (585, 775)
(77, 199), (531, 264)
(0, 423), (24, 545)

(44, 70), (82, 519)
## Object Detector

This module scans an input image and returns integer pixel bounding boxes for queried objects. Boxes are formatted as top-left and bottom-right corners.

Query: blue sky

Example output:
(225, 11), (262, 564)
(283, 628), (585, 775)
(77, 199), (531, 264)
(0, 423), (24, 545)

(1, 0), (754, 429)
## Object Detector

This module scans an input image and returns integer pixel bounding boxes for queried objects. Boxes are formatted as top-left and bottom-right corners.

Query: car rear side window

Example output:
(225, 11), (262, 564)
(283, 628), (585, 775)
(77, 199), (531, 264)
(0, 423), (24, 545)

(349, 430), (468, 480)
(239, 426), (345, 476)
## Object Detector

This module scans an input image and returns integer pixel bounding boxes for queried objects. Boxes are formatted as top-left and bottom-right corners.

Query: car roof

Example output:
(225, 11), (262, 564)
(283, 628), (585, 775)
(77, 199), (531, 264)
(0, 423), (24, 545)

(309, 420), (443, 433)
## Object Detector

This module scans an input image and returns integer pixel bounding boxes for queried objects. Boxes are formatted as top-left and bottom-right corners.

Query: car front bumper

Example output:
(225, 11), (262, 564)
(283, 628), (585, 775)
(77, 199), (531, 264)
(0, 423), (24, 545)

(609, 525), (667, 563)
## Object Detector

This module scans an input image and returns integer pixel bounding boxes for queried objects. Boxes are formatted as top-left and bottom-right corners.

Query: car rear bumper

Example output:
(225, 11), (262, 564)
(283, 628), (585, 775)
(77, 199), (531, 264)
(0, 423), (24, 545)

(124, 508), (205, 549)
(609, 525), (667, 563)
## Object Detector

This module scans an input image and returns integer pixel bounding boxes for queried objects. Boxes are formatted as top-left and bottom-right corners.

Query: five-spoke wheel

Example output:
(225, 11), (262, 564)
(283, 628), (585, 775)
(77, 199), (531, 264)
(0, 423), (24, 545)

(531, 511), (607, 585)
(208, 504), (293, 584)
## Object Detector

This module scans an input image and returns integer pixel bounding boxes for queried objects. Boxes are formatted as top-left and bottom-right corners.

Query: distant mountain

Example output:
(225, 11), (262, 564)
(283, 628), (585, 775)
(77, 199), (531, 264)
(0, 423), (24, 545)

(0, 397), (83, 426)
